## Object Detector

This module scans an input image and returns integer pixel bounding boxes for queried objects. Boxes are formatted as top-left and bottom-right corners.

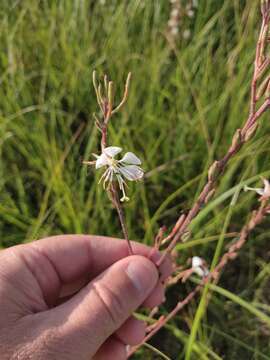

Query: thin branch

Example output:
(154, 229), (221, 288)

(91, 71), (134, 255)
(157, 2), (270, 266)
(129, 199), (270, 357)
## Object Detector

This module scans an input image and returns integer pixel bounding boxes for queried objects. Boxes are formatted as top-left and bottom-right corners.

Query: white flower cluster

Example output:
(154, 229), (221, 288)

(168, 0), (198, 40)
(168, 0), (181, 37)
(84, 146), (144, 202)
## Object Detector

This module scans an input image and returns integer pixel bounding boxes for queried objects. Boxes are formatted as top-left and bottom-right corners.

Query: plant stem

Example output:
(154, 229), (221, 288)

(95, 73), (133, 255)
(109, 183), (133, 255)
(129, 200), (270, 357)
(157, 10), (270, 266)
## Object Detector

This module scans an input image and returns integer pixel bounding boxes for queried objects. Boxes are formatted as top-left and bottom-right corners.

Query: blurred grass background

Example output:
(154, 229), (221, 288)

(1, 0), (270, 358)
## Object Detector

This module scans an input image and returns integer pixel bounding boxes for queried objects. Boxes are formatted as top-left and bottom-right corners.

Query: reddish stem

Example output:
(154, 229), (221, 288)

(129, 201), (270, 357)
(157, 96), (270, 267)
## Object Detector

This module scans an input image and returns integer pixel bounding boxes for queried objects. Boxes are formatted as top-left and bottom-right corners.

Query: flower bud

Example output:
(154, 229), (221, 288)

(257, 76), (270, 99)
(108, 81), (114, 109)
(261, 0), (269, 15)
(231, 129), (242, 149)
(205, 188), (216, 203)
(182, 230), (191, 242)
(208, 161), (219, 181)
(244, 123), (258, 141)
(265, 78), (270, 98)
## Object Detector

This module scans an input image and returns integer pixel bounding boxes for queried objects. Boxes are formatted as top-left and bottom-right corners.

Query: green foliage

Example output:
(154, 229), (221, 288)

(1, 0), (270, 358)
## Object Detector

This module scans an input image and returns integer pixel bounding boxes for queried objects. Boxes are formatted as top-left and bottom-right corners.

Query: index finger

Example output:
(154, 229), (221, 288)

(32, 235), (170, 281)
(26, 235), (172, 304)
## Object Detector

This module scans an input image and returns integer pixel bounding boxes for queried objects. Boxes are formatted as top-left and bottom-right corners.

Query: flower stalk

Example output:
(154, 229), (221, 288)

(85, 71), (138, 255)
(157, 0), (270, 267)
(128, 194), (270, 357)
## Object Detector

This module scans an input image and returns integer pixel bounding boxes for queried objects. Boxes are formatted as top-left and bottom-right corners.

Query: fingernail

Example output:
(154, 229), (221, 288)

(126, 257), (158, 294)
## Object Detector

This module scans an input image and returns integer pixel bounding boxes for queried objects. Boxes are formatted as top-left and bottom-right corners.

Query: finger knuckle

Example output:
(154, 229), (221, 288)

(92, 282), (126, 329)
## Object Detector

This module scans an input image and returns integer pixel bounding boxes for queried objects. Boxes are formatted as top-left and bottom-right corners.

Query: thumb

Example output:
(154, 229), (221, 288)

(44, 255), (158, 359)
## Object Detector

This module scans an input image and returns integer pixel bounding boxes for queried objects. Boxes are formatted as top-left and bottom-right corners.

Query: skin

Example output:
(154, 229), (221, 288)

(0, 235), (172, 359)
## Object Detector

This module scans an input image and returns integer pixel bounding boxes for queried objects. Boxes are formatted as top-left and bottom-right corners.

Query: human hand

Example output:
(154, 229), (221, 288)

(0, 235), (172, 359)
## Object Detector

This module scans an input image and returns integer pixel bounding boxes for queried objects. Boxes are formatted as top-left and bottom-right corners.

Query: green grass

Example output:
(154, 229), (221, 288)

(1, 0), (270, 358)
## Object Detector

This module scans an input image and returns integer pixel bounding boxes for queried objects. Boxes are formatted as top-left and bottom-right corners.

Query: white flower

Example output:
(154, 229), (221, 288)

(192, 256), (209, 278)
(171, 27), (179, 36)
(187, 9), (195, 18)
(171, 9), (179, 18)
(84, 146), (144, 202)
(183, 29), (191, 40)
(168, 19), (178, 27)
(244, 178), (270, 199)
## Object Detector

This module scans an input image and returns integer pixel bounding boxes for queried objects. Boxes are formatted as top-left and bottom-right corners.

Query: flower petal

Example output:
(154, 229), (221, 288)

(193, 267), (205, 277)
(192, 257), (209, 277)
(255, 189), (264, 195)
(118, 165), (144, 181)
(263, 178), (270, 195)
(192, 256), (203, 268)
(244, 185), (264, 196)
(103, 146), (122, 158)
(119, 152), (142, 165)
(95, 153), (109, 169)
